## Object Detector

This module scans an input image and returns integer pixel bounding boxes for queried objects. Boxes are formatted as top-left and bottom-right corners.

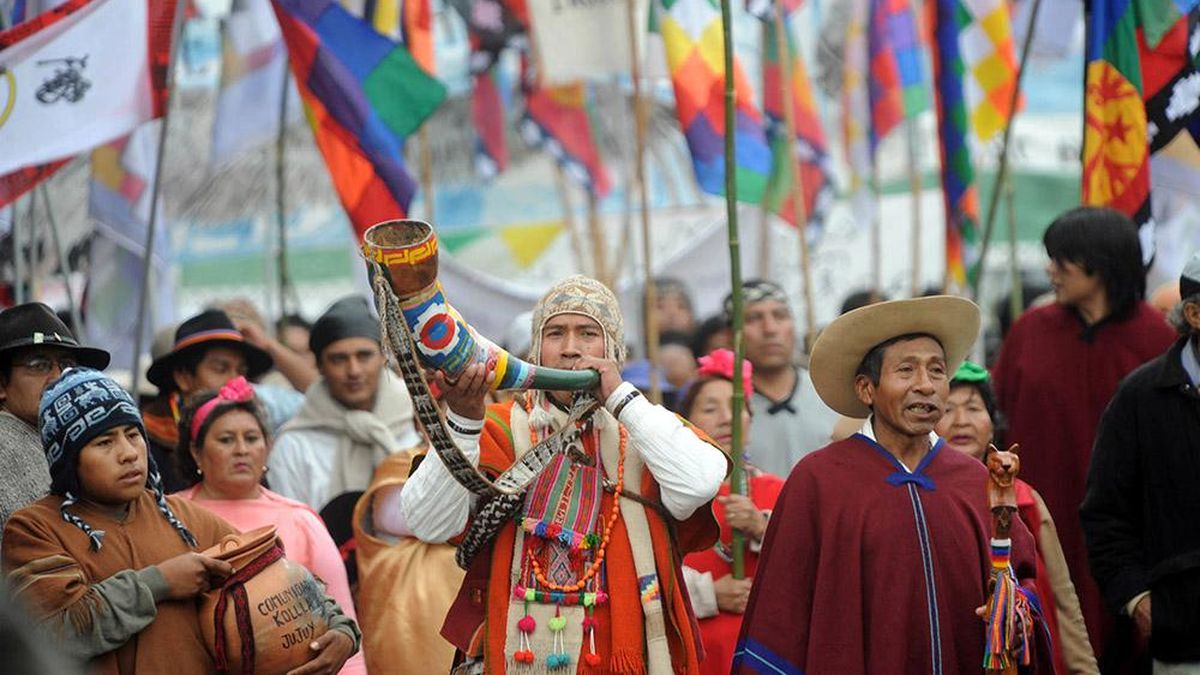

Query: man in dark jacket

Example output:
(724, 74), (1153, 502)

(1082, 253), (1200, 670)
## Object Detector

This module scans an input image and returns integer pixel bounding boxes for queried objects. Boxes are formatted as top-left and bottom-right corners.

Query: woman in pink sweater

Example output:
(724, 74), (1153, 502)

(173, 376), (365, 674)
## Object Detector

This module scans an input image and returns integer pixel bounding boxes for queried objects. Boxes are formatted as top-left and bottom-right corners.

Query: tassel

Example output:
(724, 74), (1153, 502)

(982, 538), (1031, 673)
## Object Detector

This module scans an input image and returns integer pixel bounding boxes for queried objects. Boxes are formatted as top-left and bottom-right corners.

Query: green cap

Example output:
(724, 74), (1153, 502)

(952, 360), (990, 384)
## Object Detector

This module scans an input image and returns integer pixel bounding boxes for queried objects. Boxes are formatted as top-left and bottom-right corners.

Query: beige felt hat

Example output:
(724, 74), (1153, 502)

(810, 295), (981, 418)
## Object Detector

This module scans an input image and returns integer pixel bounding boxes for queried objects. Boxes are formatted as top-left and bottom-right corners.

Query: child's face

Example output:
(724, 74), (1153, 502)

(78, 424), (148, 507)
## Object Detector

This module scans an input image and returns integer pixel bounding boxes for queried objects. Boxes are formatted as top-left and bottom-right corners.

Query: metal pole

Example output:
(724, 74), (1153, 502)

(970, 0), (1042, 299)
(719, 0), (748, 579)
(40, 186), (84, 334)
(130, 0), (188, 398)
(626, 0), (661, 404)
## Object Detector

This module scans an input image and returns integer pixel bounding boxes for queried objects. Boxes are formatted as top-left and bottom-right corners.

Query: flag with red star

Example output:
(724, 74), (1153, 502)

(1082, 0), (1152, 229)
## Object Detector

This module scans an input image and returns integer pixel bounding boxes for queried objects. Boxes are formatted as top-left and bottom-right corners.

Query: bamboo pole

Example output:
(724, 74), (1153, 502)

(626, 0), (661, 405)
(130, 0), (188, 399)
(275, 58), (292, 318)
(719, 0), (748, 579)
(907, 119), (922, 296)
(40, 186), (83, 335)
(770, 3), (816, 346)
(970, 0), (1042, 300)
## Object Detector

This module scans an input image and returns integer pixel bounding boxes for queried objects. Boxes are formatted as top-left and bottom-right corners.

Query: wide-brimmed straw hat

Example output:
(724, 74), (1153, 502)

(146, 310), (272, 390)
(809, 295), (981, 418)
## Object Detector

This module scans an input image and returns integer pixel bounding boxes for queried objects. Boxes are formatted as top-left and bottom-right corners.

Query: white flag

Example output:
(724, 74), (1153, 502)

(209, 0), (301, 167)
(0, 0), (153, 176)
(526, 0), (649, 86)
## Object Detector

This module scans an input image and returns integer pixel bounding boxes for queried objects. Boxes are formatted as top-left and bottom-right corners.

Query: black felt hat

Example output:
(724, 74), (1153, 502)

(145, 310), (272, 390)
(0, 303), (110, 369)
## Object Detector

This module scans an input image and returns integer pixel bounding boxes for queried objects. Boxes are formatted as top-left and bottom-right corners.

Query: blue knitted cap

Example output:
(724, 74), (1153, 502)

(40, 367), (145, 493)
(38, 368), (195, 551)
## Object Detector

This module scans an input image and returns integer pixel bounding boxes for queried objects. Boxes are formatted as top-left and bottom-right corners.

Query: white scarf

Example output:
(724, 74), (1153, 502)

(278, 370), (415, 498)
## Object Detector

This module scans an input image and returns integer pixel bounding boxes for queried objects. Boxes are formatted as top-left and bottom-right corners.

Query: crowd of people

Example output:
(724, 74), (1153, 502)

(0, 204), (1196, 674)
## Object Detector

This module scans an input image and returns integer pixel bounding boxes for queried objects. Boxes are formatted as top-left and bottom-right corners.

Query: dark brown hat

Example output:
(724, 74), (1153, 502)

(145, 310), (272, 390)
(0, 303), (110, 369)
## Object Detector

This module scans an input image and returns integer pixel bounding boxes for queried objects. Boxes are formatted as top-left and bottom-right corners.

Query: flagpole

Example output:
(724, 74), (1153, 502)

(626, 0), (661, 405)
(419, 126), (435, 221)
(907, 119), (922, 296)
(719, 0), (748, 579)
(130, 0), (188, 399)
(1006, 174), (1023, 321)
(40, 186), (83, 335)
(770, 1), (816, 345)
(871, 164), (883, 294)
(276, 58), (293, 318)
(12, 196), (25, 305)
(586, 190), (611, 288)
(970, 0), (1042, 300)
(555, 164), (589, 275)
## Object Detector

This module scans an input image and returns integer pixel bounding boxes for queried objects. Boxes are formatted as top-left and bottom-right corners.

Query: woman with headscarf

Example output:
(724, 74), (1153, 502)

(936, 361), (1098, 674)
(678, 350), (784, 675)
(1, 368), (360, 675)
(173, 376), (366, 674)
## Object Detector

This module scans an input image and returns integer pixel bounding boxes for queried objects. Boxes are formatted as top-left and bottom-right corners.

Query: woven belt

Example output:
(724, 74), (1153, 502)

(372, 270), (599, 498)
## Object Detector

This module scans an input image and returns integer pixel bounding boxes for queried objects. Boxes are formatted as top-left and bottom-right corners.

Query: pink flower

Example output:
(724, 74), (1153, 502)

(696, 349), (754, 400)
(218, 376), (255, 403)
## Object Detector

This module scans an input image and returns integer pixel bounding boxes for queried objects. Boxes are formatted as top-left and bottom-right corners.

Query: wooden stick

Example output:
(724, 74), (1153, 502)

(275, 57), (292, 318)
(626, 0), (661, 405)
(131, 0), (188, 399)
(719, 0), (747, 579)
(970, 0), (1042, 300)
(907, 119), (922, 296)
(770, 4), (816, 346)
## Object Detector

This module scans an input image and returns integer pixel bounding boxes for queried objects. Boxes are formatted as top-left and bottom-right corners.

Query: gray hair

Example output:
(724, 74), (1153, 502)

(1168, 293), (1200, 336)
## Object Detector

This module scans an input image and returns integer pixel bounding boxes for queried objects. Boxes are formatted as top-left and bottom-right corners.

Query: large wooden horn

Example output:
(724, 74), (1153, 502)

(362, 219), (599, 391)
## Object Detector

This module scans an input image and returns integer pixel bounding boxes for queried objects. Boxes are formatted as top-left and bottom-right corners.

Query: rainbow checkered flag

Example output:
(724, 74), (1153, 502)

(957, 0), (1019, 141)
(929, 0), (981, 288)
(751, 0), (835, 235)
(653, 0), (772, 201)
(867, 0), (927, 149)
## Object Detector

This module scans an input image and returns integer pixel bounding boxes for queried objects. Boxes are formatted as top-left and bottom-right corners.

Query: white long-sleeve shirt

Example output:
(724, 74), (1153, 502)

(397, 382), (728, 544)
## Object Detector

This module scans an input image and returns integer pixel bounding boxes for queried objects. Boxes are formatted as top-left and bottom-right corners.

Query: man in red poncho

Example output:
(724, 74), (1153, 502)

(734, 296), (1053, 674)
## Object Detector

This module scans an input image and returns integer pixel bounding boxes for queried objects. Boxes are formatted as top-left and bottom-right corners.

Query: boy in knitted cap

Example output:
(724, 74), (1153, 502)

(2, 368), (361, 675)
(400, 275), (729, 674)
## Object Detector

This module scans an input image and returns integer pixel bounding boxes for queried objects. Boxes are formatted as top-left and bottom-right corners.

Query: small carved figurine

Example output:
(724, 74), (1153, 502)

(986, 443), (1020, 538)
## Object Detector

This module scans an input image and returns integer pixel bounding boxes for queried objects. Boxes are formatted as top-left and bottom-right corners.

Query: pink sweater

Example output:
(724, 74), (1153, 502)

(177, 485), (366, 674)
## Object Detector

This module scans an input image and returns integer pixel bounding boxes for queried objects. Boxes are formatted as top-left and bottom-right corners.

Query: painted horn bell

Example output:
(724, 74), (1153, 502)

(362, 219), (599, 391)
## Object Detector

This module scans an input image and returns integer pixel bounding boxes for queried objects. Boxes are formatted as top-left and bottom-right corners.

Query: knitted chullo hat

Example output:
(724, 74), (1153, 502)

(529, 275), (626, 366)
(527, 276), (625, 431)
(39, 368), (196, 551)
